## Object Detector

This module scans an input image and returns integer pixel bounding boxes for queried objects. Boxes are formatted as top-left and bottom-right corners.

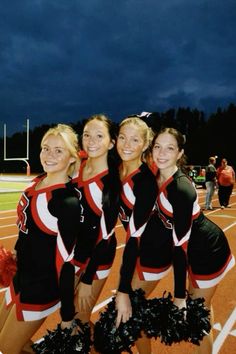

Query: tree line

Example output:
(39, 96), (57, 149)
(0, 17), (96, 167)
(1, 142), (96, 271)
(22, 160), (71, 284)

(1, 103), (235, 174)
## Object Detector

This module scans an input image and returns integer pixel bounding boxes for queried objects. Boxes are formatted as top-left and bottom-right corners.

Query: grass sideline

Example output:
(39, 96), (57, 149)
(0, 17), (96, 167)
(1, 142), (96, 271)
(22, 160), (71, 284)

(0, 181), (27, 211)
(0, 181), (29, 190)
(0, 192), (21, 211)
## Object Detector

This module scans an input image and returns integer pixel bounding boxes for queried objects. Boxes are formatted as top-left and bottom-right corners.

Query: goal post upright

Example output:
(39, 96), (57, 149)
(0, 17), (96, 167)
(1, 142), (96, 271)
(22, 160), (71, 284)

(3, 118), (31, 176)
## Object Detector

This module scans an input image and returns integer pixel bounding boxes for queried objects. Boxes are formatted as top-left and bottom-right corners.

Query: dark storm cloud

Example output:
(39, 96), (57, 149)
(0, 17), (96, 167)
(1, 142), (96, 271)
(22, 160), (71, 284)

(0, 0), (236, 134)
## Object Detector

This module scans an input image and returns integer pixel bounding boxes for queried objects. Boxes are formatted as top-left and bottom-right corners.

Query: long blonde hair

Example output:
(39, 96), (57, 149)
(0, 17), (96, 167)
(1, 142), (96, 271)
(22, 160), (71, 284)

(41, 124), (79, 176)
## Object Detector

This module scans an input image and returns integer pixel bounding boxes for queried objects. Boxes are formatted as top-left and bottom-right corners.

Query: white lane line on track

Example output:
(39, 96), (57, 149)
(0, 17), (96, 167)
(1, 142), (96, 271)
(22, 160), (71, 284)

(116, 243), (125, 249)
(213, 307), (236, 354)
(211, 215), (236, 219)
(92, 297), (112, 314)
(0, 224), (16, 229)
(223, 221), (236, 232)
(0, 216), (16, 221)
(0, 234), (18, 240)
(0, 210), (16, 214)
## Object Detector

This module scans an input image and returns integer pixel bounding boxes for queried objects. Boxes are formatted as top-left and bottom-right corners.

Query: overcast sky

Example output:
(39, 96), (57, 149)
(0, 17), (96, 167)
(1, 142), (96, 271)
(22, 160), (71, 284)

(1, 0), (236, 135)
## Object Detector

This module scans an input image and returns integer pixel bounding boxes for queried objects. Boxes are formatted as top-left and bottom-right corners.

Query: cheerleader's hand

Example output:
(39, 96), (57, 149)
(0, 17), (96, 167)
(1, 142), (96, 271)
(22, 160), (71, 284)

(173, 297), (186, 310)
(77, 282), (95, 312)
(174, 297), (187, 319)
(115, 291), (132, 328)
(60, 320), (74, 330)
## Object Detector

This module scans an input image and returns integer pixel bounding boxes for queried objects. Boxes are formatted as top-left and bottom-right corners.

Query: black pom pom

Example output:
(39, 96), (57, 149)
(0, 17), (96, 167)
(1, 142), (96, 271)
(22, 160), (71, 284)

(142, 292), (211, 346)
(31, 319), (91, 353)
(185, 295), (211, 345)
(94, 288), (147, 353)
(142, 292), (186, 345)
(94, 289), (211, 350)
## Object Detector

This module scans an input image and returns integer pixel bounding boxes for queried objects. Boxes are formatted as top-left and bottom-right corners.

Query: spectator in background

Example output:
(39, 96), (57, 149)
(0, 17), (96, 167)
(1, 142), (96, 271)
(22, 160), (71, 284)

(188, 165), (197, 186)
(217, 158), (235, 209)
(205, 157), (217, 210)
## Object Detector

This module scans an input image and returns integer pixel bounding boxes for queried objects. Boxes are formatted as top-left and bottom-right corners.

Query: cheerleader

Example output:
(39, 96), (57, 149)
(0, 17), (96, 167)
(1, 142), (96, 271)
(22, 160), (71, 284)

(152, 127), (235, 354)
(71, 115), (121, 341)
(0, 124), (81, 354)
(115, 117), (172, 354)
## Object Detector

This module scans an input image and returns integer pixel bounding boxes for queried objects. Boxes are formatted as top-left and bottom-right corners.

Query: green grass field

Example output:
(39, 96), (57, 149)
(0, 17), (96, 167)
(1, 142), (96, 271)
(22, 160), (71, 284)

(0, 181), (29, 190)
(0, 181), (26, 211)
(0, 192), (21, 211)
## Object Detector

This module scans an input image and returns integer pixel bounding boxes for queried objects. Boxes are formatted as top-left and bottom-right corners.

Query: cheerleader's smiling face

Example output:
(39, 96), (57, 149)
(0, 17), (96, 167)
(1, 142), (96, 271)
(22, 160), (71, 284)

(40, 134), (75, 175)
(82, 119), (113, 159)
(152, 132), (183, 172)
(117, 123), (148, 163)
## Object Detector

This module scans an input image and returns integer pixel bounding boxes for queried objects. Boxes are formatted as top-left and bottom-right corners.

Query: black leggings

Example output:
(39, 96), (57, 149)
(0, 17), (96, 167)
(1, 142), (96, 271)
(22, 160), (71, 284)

(218, 184), (233, 207)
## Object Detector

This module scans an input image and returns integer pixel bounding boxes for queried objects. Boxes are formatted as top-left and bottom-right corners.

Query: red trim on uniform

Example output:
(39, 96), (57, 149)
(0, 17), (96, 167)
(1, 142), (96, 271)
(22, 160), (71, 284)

(93, 263), (112, 280)
(139, 264), (171, 274)
(190, 254), (233, 281)
(16, 193), (30, 233)
(6, 282), (23, 320)
(136, 258), (171, 281)
(121, 167), (141, 184)
(158, 175), (174, 193)
(188, 269), (199, 288)
(77, 160), (108, 186)
(84, 184), (102, 216)
(7, 282), (59, 321)
(157, 175), (174, 218)
(77, 160), (107, 216)
(192, 211), (201, 220)
(121, 178), (135, 208)
(157, 192), (173, 218)
(97, 263), (112, 270)
(120, 168), (141, 210)
(73, 259), (86, 268)
(56, 248), (64, 278)
(27, 175), (67, 197)
(73, 259), (89, 276)
(31, 194), (55, 235)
